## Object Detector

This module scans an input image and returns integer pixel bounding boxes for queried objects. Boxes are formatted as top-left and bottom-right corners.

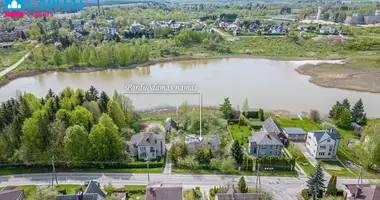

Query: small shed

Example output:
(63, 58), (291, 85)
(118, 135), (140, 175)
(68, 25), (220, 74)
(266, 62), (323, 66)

(351, 122), (363, 136)
(283, 127), (307, 142)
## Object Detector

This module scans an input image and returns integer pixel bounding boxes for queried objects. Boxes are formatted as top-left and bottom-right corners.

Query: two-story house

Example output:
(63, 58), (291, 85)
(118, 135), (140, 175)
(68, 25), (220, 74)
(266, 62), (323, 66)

(306, 129), (341, 159)
(248, 131), (284, 158)
(128, 132), (166, 160)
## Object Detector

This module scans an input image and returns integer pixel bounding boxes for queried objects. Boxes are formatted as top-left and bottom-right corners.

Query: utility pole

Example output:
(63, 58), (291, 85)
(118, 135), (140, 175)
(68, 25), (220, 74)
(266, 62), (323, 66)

(51, 156), (58, 188)
(146, 157), (150, 183)
(358, 166), (363, 184)
(256, 163), (261, 191)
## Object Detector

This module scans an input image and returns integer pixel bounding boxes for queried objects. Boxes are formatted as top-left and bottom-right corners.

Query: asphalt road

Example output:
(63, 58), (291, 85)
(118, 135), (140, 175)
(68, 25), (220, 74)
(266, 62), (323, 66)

(0, 172), (373, 200)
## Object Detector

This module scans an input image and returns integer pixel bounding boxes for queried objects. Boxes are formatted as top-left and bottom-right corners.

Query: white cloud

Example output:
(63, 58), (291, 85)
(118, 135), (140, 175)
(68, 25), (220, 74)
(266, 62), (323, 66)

(7, 0), (21, 9)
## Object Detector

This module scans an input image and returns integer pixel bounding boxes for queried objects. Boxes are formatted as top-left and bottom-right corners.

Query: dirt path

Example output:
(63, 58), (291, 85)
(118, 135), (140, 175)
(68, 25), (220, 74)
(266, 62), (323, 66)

(0, 43), (41, 78)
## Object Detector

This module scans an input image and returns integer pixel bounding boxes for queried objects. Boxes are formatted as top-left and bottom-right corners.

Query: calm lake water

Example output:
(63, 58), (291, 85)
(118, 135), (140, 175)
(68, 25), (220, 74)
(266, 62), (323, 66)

(1, 58), (379, 117)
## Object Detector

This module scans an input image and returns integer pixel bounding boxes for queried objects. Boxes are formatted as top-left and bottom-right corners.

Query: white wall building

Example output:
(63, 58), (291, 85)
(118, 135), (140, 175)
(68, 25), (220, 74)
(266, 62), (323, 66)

(128, 132), (166, 160)
(306, 130), (340, 159)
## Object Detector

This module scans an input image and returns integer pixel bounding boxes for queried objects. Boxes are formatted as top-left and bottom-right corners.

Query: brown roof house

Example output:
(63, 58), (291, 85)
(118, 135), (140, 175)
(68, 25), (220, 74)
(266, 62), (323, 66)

(146, 182), (183, 200)
(128, 132), (166, 160)
(262, 117), (287, 144)
(0, 189), (25, 200)
(343, 184), (380, 200)
(216, 186), (258, 200)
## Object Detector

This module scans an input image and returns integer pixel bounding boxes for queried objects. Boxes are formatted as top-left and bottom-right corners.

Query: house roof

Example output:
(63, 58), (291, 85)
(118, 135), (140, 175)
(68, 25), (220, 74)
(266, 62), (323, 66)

(232, 111), (241, 120)
(185, 134), (220, 147)
(85, 181), (106, 198)
(344, 184), (380, 200)
(130, 132), (165, 146)
(0, 190), (24, 200)
(248, 131), (283, 146)
(146, 182), (183, 200)
(283, 128), (306, 135)
(165, 118), (177, 130)
(309, 130), (341, 143)
(262, 117), (282, 135)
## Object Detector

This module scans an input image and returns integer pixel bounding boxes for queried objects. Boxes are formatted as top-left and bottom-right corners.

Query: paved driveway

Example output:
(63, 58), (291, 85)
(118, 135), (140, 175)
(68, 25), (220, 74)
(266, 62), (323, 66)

(296, 142), (318, 166)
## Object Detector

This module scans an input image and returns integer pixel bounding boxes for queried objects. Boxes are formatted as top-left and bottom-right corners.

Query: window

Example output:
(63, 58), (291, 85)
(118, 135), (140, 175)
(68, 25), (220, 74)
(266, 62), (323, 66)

(327, 139), (331, 142)
(150, 147), (155, 153)
(320, 146), (326, 149)
(329, 146), (333, 151)
(319, 152), (325, 156)
(328, 153), (331, 156)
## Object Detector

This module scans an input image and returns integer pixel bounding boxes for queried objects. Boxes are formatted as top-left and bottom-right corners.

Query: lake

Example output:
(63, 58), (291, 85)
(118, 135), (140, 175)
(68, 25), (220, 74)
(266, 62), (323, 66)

(1, 58), (379, 117)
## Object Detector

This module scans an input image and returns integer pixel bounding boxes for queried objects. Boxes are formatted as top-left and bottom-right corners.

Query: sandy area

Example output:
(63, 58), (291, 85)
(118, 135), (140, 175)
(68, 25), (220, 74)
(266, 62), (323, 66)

(296, 60), (380, 93)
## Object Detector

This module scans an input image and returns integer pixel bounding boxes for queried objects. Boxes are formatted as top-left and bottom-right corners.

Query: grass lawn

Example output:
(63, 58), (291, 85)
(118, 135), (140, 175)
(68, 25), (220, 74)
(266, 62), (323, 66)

(128, 192), (146, 200)
(0, 42), (28, 70)
(321, 160), (356, 178)
(229, 125), (252, 144)
(15, 185), (37, 197)
(172, 167), (297, 177)
(184, 189), (195, 200)
(286, 142), (315, 175)
(122, 185), (146, 191)
(276, 117), (320, 131)
(55, 184), (85, 194)
(0, 167), (162, 175)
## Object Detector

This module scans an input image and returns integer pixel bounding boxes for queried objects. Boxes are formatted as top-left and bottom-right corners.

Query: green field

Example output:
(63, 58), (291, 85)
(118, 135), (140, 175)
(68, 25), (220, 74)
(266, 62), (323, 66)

(15, 185), (37, 197)
(0, 42), (28, 70)
(321, 160), (356, 178)
(286, 142), (315, 175)
(229, 125), (252, 144)
(276, 117), (320, 131)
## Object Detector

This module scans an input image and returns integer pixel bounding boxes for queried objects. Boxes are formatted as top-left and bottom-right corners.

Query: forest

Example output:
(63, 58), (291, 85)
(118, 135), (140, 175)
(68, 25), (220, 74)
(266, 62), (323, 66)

(0, 86), (141, 167)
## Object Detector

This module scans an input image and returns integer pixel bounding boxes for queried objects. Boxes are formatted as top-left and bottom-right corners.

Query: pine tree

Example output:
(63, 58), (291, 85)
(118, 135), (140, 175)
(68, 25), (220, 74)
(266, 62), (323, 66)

(358, 113), (367, 126)
(342, 98), (350, 110)
(231, 140), (244, 166)
(329, 101), (343, 120)
(46, 89), (55, 99)
(86, 86), (99, 102)
(99, 91), (110, 113)
(258, 109), (264, 121)
(326, 175), (337, 196)
(307, 162), (325, 200)
(219, 97), (233, 119)
(351, 99), (365, 123)
(238, 176), (248, 193)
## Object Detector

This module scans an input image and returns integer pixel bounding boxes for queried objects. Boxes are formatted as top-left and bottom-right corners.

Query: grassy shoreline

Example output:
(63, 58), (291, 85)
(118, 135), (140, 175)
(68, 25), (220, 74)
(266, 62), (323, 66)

(0, 54), (346, 89)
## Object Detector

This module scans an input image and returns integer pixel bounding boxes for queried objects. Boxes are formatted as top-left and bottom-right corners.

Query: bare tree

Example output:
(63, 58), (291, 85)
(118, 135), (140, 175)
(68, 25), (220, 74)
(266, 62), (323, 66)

(309, 109), (321, 122)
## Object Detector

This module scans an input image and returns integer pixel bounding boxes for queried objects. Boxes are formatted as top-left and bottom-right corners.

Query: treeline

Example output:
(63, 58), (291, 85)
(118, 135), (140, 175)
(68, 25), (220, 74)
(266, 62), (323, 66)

(0, 86), (140, 166)
(329, 98), (366, 129)
(51, 42), (150, 68)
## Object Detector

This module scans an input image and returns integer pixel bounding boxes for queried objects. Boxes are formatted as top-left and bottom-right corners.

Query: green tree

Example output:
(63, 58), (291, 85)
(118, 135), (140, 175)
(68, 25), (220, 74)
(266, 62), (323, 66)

(99, 91), (110, 113)
(47, 119), (66, 159)
(85, 86), (99, 102)
(69, 106), (93, 131)
(342, 98), (350, 110)
(107, 100), (126, 129)
(238, 176), (248, 193)
(258, 109), (264, 121)
(70, 89), (85, 106)
(195, 148), (214, 165)
(219, 97), (233, 119)
(242, 97), (249, 112)
(337, 108), (351, 129)
(89, 113), (123, 161)
(326, 175), (337, 196)
(53, 49), (62, 66)
(329, 101), (343, 120)
(81, 45), (91, 65)
(87, 101), (101, 123)
(55, 109), (70, 127)
(358, 113), (367, 126)
(351, 99), (365, 123)
(354, 124), (380, 169)
(64, 125), (90, 162)
(28, 186), (57, 200)
(231, 140), (244, 166)
(307, 162), (325, 200)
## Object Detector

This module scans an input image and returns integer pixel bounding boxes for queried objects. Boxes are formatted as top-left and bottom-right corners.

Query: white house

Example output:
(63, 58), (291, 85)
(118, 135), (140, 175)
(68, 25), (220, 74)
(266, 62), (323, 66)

(306, 130), (340, 159)
(128, 132), (166, 160)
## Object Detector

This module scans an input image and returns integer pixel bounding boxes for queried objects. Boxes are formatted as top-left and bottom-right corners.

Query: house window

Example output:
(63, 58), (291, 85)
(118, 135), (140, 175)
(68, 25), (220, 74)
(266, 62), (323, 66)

(327, 139), (331, 142)
(320, 146), (326, 149)
(329, 146), (333, 151)
(140, 152), (147, 157)
(150, 147), (155, 153)
(253, 148), (257, 154)
(319, 152), (325, 156)
(328, 153), (331, 156)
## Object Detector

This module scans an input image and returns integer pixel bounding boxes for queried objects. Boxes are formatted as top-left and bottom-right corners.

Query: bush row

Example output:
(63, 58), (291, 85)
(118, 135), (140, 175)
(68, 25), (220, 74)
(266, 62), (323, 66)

(256, 156), (296, 171)
(0, 161), (164, 169)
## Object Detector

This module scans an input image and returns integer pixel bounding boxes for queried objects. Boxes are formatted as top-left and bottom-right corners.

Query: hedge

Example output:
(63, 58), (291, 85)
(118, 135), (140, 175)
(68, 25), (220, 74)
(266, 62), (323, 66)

(243, 111), (259, 119)
(0, 160), (164, 169)
(255, 156), (295, 171)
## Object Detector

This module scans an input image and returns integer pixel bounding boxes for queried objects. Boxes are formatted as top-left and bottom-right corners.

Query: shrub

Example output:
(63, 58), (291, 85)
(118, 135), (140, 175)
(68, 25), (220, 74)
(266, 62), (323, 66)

(301, 189), (309, 200)
(309, 109), (320, 122)
(178, 156), (200, 169)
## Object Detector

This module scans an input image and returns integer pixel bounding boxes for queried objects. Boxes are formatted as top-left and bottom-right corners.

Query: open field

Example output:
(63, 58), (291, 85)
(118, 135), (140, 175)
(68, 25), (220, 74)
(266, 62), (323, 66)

(229, 125), (252, 145)
(0, 42), (28, 70)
